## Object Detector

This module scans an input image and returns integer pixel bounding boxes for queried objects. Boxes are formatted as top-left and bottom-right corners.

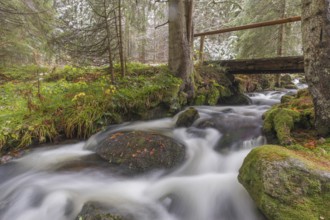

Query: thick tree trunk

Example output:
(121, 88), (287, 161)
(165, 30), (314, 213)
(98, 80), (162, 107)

(302, 0), (330, 136)
(168, 0), (195, 98)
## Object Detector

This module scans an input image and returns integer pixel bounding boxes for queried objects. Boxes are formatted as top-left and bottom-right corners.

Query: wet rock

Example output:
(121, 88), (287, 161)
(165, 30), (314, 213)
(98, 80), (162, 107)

(238, 145), (330, 220)
(76, 202), (124, 220)
(280, 74), (297, 89)
(176, 107), (200, 127)
(263, 108), (300, 145)
(93, 131), (185, 174)
(297, 88), (310, 98)
(283, 84), (298, 89)
(280, 95), (294, 103)
(259, 78), (271, 90)
(262, 90), (314, 145)
(280, 74), (292, 85)
(218, 94), (251, 105)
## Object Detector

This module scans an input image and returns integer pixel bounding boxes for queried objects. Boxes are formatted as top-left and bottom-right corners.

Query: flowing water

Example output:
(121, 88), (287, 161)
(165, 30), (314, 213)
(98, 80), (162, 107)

(0, 90), (292, 220)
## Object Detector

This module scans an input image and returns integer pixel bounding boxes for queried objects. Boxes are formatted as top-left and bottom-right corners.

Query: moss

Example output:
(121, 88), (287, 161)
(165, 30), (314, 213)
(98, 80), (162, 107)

(280, 95), (294, 103)
(76, 202), (124, 220)
(218, 85), (233, 98)
(263, 107), (301, 145)
(297, 88), (310, 98)
(206, 84), (220, 105)
(0, 64), (185, 154)
(239, 145), (330, 220)
(176, 107), (199, 127)
(262, 88), (317, 146)
(194, 94), (206, 105)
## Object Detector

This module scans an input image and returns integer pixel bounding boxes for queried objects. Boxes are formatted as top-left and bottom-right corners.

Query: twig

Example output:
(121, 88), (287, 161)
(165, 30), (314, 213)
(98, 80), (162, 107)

(155, 21), (169, 29)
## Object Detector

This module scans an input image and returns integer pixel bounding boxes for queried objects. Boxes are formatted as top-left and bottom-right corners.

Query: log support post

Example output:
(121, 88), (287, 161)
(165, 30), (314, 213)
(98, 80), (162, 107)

(199, 36), (205, 64)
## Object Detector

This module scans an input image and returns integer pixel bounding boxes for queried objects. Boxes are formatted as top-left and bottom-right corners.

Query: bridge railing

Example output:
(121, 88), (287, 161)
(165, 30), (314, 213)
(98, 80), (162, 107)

(194, 16), (302, 64)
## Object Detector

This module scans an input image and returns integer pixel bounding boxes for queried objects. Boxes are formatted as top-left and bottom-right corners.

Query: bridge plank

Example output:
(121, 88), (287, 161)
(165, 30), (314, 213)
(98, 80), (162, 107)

(194, 16), (301, 37)
(204, 56), (304, 74)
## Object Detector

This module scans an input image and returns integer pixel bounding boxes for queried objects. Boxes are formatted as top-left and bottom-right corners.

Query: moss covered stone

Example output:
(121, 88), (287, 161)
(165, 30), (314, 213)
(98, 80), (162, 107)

(238, 145), (330, 220)
(93, 130), (185, 174)
(263, 108), (300, 145)
(76, 202), (124, 220)
(219, 93), (251, 105)
(207, 84), (220, 105)
(280, 95), (294, 103)
(262, 89), (315, 145)
(194, 94), (206, 105)
(176, 107), (200, 127)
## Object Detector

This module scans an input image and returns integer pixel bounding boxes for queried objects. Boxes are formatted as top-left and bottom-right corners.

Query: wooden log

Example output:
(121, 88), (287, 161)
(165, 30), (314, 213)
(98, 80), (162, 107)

(194, 16), (301, 37)
(198, 36), (205, 63)
(204, 56), (304, 74)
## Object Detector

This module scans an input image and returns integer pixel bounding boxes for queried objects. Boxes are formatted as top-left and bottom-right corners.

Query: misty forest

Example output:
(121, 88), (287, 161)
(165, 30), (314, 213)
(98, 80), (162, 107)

(0, 0), (329, 220)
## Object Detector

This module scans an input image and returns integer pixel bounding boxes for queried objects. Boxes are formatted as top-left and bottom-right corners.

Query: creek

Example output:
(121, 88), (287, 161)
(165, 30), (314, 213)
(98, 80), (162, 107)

(0, 89), (295, 220)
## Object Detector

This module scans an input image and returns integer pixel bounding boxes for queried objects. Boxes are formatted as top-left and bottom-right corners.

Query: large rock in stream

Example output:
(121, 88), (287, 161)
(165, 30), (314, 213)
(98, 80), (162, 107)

(238, 145), (330, 220)
(93, 130), (185, 174)
(175, 107), (200, 127)
(76, 203), (124, 220)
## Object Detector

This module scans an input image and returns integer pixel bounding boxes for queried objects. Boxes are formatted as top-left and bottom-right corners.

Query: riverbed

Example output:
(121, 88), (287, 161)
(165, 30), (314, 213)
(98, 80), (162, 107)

(0, 90), (293, 220)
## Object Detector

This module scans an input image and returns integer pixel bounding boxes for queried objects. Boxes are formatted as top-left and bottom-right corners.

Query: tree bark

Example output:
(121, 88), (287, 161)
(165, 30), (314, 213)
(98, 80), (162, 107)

(103, 0), (114, 82)
(275, 0), (286, 87)
(118, 0), (125, 77)
(168, 0), (195, 98)
(302, 0), (330, 136)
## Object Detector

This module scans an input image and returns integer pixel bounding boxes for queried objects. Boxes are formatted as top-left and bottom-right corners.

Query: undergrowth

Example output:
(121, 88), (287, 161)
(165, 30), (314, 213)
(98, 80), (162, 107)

(0, 63), (182, 154)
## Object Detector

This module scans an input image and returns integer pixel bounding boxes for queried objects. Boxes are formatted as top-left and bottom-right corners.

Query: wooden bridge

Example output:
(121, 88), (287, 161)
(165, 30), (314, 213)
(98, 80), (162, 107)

(195, 16), (304, 74)
(204, 56), (304, 74)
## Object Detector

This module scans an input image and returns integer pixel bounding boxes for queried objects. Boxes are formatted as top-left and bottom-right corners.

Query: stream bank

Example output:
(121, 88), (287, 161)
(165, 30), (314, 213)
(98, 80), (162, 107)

(0, 64), (248, 158)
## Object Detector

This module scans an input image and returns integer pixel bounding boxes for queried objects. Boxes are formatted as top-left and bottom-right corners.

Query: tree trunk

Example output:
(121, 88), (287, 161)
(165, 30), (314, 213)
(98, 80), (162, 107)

(302, 0), (330, 136)
(275, 0), (286, 87)
(168, 0), (195, 98)
(103, 0), (114, 82)
(118, 0), (125, 77)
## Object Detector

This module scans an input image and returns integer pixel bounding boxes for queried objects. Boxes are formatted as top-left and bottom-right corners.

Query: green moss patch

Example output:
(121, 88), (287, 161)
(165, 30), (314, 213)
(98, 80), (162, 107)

(0, 64), (183, 154)
(262, 88), (315, 146)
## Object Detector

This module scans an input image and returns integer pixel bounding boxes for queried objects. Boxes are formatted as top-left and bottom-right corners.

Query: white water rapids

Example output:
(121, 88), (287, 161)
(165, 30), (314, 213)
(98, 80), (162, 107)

(0, 91), (292, 220)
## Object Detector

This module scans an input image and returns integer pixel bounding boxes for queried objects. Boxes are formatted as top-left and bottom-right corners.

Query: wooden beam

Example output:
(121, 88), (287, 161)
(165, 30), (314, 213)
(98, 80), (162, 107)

(194, 16), (301, 37)
(204, 56), (304, 74)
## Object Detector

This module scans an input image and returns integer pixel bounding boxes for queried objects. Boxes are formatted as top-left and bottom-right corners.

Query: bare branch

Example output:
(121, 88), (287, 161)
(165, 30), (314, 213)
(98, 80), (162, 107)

(155, 21), (169, 29)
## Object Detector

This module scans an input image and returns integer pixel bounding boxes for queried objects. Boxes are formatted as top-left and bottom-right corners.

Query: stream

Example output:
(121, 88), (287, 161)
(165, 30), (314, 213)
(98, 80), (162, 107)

(0, 89), (295, 220)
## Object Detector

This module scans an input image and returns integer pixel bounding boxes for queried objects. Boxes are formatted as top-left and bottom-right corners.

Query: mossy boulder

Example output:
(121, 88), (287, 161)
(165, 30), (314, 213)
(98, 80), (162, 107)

(262, 89), (314, 145)
(280, 95), (294, 103)
(195, 65), (250, 105)
(280, 74), (297, 89)
(194, 94), (207, 105)
(284, 84), (298, 89)
(263, 108), (300, 145)
(94, 131), (185, 174)
(76, 202), (124, 220)
(238, 145), (330, 220)
(176, 107), (200, 127)
(194, 82), (220, 105)
(218, 93), (251, 105)
(281, 74), (292, 85)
